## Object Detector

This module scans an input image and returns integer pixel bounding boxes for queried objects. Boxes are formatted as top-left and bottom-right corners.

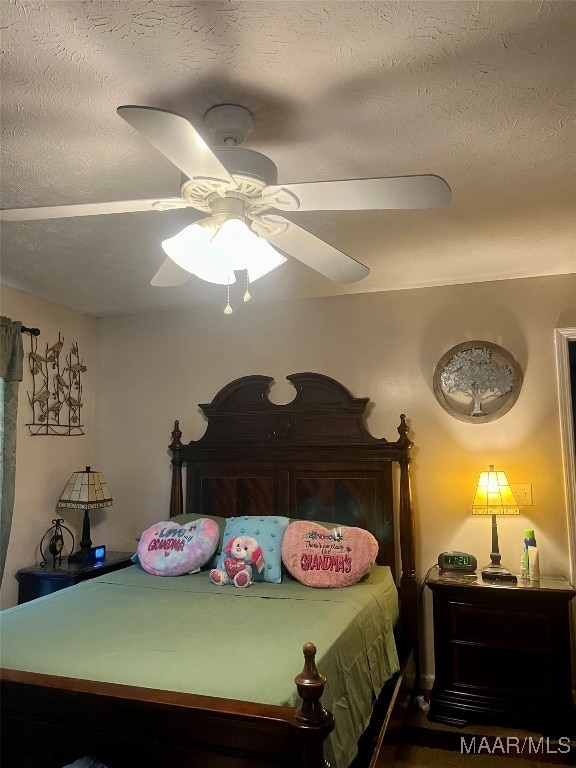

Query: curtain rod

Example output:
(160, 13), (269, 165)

(21, 325), (40, 336)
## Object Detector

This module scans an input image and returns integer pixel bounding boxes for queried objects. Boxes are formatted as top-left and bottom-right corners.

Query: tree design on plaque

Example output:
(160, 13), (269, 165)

(440, 347), (514, 417)
(26, 332), (87, 435)
(433, 341), (522, 423)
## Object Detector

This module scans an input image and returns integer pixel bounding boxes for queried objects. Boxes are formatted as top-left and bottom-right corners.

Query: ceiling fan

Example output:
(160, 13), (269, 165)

(0, 104), (451, 295)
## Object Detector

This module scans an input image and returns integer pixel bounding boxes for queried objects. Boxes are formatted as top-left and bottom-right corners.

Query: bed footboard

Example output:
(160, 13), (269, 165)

(0, 644), (334, 768)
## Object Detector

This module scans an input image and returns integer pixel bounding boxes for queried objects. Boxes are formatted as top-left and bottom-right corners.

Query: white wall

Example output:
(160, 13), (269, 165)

(95, 273), (576, 680)
(0, 286), (98, 609)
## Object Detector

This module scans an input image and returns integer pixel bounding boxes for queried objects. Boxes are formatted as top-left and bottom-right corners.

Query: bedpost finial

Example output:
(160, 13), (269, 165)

(396, 414), (412, 448)
(295, 643), (333, 726)
(303, 641), (316, 659)
(170, 420), (182, 451)
(297, 642), (320, 686)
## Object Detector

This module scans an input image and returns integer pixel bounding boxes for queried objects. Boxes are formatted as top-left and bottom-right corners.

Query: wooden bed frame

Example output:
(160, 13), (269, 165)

(1, 372), (417, 768)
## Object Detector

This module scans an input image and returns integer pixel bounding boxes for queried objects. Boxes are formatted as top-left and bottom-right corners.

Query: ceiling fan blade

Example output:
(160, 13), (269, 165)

(0, 199), (186, 221)
(117, 106), (236, 187)
(264, 175), (451, 211)
(264, 215), (369, 284)
(150, 257), (192, 287)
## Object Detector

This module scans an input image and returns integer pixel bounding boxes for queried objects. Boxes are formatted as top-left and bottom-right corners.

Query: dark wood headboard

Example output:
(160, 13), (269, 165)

(168, 372), (417, 657)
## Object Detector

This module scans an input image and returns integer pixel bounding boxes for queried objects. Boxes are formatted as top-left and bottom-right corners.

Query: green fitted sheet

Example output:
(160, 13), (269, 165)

(1, 564), (399, 768)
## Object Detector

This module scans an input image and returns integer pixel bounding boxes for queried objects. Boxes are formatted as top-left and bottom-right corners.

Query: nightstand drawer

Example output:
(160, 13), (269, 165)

(451, 645), (554, 695)
(450, 602), (550, 650)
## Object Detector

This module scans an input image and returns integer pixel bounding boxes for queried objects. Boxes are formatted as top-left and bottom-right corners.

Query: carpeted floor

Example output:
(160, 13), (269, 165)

(378, 697), (576, 768)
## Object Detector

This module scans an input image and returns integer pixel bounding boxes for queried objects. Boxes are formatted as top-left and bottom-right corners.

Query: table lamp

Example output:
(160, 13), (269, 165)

(58, 466), (112, 564)
(472, 464), (519, 582)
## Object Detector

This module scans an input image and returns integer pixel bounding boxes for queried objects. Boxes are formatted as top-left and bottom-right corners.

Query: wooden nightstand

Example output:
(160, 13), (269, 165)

(16, 551), (134, 604)
(426, 569), (576, 735)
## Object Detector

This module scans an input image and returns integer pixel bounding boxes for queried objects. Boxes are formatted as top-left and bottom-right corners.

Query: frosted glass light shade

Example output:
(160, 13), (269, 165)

(161, 216), (286, 286)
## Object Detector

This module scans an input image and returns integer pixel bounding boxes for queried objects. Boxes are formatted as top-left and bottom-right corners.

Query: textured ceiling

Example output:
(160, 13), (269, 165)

(0, 0), (574, 316)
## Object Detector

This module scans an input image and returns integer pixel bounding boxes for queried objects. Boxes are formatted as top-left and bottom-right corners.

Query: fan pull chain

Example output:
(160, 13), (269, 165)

(244, 272), (251, 303)
(224, 276), (233, 315)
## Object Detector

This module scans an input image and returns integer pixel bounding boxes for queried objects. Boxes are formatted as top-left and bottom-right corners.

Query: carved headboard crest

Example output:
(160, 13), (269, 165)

(195, 372), (386, 445)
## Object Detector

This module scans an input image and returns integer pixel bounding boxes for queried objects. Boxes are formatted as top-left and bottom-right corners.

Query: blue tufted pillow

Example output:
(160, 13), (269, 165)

(215, 515), (290, 584)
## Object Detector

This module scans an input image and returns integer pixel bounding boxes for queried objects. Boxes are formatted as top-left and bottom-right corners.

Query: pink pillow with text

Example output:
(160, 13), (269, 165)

(281, 521), (378, 588)
(138, 518), (219, 577)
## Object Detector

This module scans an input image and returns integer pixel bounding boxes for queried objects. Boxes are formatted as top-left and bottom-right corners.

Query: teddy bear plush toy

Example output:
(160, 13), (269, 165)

(210, 534), (264, 588)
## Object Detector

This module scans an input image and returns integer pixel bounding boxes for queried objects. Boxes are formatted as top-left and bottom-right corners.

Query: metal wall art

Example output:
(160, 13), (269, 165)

(26, 333), (87, 435)
(433, 341), (523, 423)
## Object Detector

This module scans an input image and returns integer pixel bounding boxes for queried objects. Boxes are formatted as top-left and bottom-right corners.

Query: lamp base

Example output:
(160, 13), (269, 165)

(481, 563), (518, 583)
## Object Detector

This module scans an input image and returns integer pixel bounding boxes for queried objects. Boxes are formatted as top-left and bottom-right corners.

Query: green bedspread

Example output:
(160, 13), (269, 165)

(1, 564), (399, 768)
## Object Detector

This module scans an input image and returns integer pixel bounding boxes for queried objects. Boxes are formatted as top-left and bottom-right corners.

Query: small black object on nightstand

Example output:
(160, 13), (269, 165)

(437, 551), (477, 573)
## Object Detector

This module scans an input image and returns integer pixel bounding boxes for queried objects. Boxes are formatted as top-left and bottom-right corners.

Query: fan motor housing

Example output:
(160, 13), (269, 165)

(213, 147), (278, 186)
(179, 147), (279, 212)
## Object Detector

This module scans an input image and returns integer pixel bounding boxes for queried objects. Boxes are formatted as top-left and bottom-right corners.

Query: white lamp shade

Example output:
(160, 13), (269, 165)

(162, 216), (286, 285)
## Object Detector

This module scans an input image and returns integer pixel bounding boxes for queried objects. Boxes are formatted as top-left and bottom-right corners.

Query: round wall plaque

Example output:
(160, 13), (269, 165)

(433, 341), (523, 423)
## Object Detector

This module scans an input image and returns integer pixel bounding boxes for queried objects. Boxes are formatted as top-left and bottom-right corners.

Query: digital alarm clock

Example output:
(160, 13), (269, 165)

(92, 545), (106, 561)
(438, 551), (477, 572)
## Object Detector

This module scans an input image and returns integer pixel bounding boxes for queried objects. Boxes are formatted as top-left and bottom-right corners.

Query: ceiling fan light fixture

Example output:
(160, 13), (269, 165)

(161, 214), (286, 287)
(211, 218), (286, 282)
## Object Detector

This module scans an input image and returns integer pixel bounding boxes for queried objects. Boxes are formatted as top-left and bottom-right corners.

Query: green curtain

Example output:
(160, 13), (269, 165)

(0, 317), (23, 585)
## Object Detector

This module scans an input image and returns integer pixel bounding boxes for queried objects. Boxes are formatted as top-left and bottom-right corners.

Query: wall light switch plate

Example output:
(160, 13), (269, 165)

(511, 483), (533, 506)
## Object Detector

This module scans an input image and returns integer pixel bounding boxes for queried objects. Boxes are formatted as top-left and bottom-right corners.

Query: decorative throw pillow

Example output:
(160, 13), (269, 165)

(213, 516), (290, 584)
(281, 521), (378, 588)
(137, 518), (220, 577)
(169, 513), (227, 555)
(281, 518), (343, 575)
